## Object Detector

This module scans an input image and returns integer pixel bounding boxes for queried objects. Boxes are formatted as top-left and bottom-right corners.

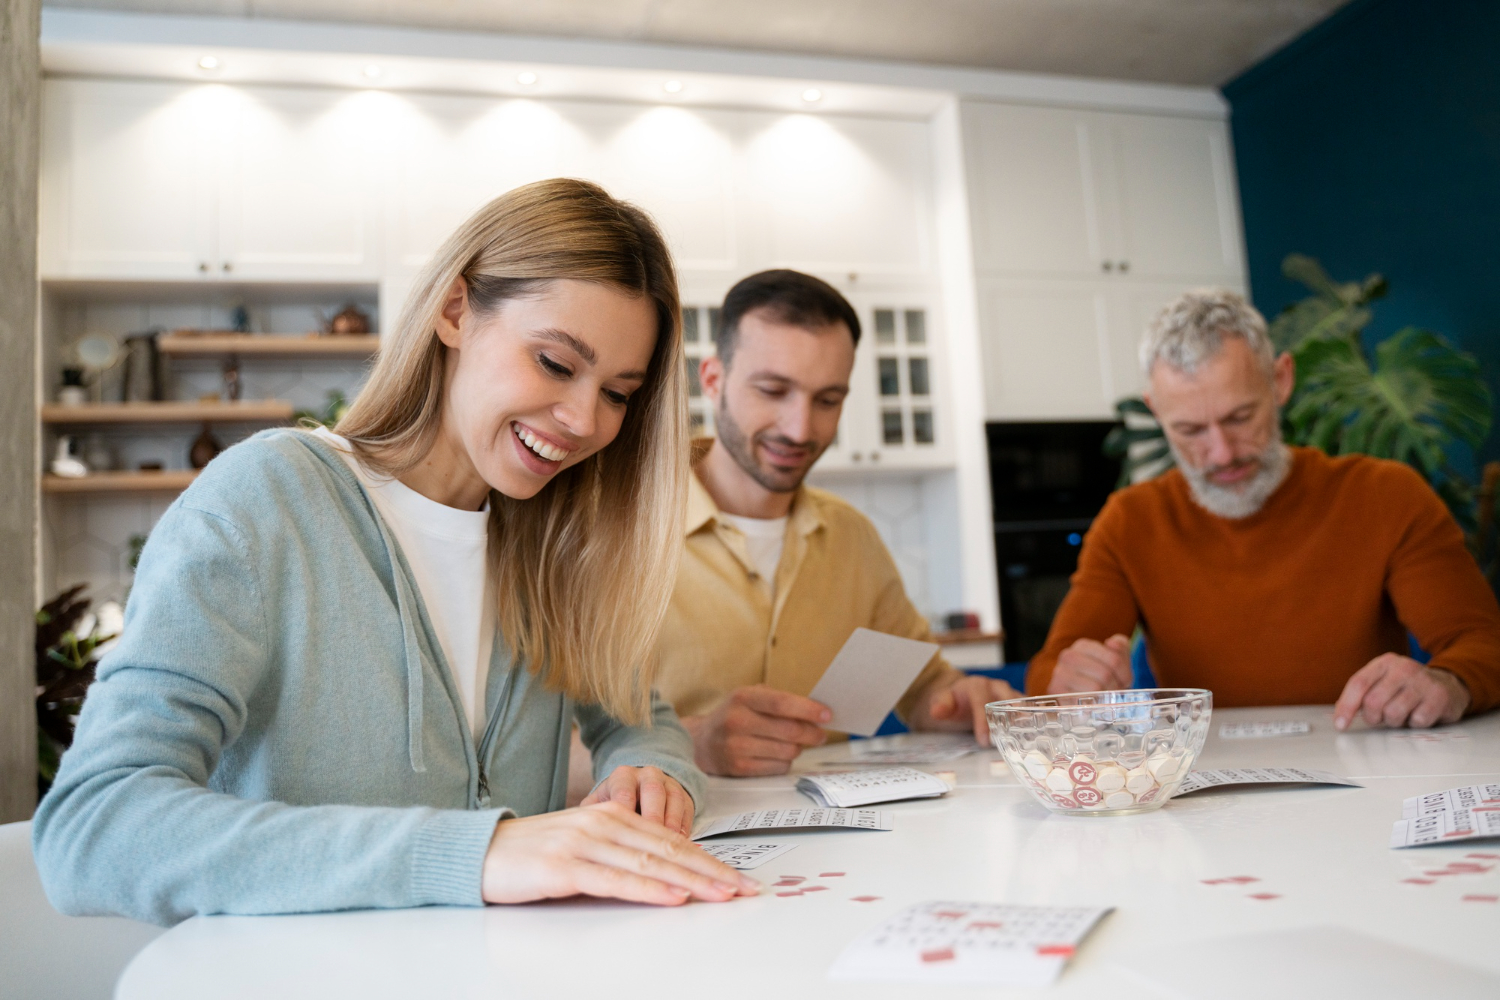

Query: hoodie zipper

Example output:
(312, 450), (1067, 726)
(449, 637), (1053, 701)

(473, 666), (516, 809)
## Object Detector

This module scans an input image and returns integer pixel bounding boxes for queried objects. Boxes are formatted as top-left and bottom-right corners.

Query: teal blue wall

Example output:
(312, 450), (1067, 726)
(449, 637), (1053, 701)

(1223, 0), (1500, 463)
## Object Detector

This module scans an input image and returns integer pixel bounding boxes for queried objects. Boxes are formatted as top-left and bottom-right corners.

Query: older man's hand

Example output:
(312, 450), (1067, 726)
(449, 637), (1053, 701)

(1047, 634), (1134, 694)
(1334, 654), (1471, 730)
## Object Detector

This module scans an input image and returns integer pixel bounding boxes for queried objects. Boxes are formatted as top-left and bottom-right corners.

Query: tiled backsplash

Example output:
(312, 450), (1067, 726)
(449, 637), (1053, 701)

(808, 468), (964, 622)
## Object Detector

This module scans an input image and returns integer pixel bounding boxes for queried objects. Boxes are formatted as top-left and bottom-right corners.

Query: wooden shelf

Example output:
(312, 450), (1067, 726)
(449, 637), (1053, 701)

(43, 470), (199, 494)
(933, 629), (1003, 646)
(41, 401), (296, 425)
(157, 333), (379, 358)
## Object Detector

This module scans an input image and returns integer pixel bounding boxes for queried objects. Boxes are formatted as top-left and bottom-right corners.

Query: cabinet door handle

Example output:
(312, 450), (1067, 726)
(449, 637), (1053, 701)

(851, 452), (863, 462)
(198, 262), (209, 273)
(1119, 260), (1130, 273)
(1101, 261), (1113, 272)
(221, 262), (233, 273)
(870, 451), (881, 462)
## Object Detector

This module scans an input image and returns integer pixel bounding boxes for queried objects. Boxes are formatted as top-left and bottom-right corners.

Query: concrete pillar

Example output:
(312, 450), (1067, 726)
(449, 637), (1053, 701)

(0, 0), (41, 822)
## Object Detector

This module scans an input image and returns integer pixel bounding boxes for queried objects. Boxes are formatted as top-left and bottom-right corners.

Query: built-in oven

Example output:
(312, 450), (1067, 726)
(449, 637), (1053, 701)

(986, 421), (1121, 664)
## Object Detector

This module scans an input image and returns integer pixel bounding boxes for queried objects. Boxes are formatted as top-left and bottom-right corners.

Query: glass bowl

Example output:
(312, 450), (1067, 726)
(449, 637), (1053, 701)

(986, 689), (1212, 816)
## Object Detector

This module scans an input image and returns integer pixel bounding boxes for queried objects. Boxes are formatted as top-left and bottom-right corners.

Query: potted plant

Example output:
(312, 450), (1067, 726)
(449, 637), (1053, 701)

(36, 585), (121, 798)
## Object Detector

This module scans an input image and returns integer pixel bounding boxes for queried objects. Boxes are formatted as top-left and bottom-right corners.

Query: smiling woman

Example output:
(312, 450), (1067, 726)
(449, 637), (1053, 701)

(32, 179), (760, 925)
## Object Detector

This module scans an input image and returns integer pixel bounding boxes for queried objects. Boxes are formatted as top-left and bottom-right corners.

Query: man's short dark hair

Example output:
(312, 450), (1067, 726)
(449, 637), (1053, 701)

(715, 269), (861, 367)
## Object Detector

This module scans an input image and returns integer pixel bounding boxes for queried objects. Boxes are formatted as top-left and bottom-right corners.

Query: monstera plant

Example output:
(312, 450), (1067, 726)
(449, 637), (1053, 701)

(1104, 254), (1496, 577)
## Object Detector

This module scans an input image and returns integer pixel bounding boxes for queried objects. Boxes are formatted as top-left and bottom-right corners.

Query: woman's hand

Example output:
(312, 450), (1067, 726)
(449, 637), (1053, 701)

(482, 801), (761, 906)
(581, 765), (694, 836)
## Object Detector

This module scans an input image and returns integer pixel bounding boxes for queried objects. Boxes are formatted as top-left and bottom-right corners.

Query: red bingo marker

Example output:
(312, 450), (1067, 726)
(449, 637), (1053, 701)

(1051, 793), (1081, 809)
(1068, 761), (1098, 785)
(1075, 787), (1103, 807)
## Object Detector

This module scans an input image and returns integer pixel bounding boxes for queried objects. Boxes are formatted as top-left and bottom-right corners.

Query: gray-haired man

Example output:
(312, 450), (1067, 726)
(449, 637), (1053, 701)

(1026, 289), (1500, 728)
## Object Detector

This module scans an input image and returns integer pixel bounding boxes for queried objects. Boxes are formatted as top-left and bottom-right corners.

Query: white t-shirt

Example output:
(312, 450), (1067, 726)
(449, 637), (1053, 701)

(716, 512), (790, 593)
(315, 428), (494, 741)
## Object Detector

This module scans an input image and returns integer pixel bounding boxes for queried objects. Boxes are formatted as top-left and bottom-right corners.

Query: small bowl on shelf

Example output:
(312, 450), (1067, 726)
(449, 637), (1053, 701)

(986, 689), (1212, 816)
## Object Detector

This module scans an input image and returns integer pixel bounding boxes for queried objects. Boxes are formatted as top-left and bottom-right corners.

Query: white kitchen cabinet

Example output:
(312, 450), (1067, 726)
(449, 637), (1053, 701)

(977, 278), (1113, 419)
(962, 98), (1248, 419)
(40, 80), (382, 281)
(216, 88), (383, 280)
(962, 101), (1242, 284)
(962, 103), (1104, 278)
(1107, 112), (1243, 281)
(978, 276), (1249, 420)
(746, 115), (934, 278)
(384, 94), (604, 272)
(39, 80), (216, 279)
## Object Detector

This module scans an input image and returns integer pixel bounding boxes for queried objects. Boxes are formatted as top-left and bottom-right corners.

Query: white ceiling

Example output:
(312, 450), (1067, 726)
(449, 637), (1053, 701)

(43, 0), (1350, 87)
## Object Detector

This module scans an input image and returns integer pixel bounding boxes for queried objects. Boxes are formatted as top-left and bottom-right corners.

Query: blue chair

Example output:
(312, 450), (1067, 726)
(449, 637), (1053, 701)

(1130, 635), (1157, 688)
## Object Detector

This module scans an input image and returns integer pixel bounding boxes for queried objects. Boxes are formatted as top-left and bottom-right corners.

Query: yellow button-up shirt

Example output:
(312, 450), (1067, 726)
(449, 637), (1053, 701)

(653, 457), (957, 725)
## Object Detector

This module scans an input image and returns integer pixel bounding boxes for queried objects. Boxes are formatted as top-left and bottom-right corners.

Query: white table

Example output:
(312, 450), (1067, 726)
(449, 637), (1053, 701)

(118, 706), (1500, 999)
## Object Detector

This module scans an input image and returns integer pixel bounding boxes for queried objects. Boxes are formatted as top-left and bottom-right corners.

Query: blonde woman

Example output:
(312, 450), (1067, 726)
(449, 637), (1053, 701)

(34, 179), (759, 925)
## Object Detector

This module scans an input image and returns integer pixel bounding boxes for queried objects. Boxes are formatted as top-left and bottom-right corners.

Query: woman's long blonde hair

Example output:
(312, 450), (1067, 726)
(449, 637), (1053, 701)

(336, 178), (687, 724)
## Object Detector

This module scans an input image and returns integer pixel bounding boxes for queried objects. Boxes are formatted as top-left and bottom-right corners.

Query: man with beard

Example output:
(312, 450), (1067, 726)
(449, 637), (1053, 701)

(1027, 290), (1500, 729)
(654, 270), (1019, 776)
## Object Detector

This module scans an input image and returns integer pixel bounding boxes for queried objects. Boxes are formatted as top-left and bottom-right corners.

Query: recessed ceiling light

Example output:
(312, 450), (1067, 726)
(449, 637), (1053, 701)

(801, 88), (823, 103)
(197, 55), (220, 71)
(516, 71), (538, 86)
(663, 80), (683, 94)
(363, 64), (383, 79)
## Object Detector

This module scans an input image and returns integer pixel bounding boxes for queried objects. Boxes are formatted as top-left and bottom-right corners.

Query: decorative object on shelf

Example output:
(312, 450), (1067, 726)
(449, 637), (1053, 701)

(223, 356), (242, 401)
(321, 303), (372, 336)
(944, 611), (981, 632)
(50, 436), (88, 478)
(189, 423), (223, 469)
(36, 584), (120, 797)
(71, 331), (121, 403)
(120, 331), (165, 402)
(57, 368), (87, 407)
(293, 389), (350, 430)
(81, 434), (114, 472)
(229, 302), (251, 333)
(138, 461), (164, 472)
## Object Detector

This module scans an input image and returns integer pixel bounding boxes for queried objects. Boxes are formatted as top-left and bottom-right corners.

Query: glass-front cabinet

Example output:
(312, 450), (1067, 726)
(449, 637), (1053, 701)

(818, 296), (953, 471)
(681, 304), (722, 439)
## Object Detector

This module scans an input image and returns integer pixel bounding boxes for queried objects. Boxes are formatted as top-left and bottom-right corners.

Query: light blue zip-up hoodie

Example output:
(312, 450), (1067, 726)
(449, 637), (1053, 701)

(33, 429), (706, 926)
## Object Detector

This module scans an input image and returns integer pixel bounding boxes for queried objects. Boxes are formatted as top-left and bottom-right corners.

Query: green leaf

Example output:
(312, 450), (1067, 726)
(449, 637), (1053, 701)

(1286, 328), (1492, 489)
(1281, 253), (1342, 298)
(1269, 253), (1386, 353)
(1106, 397), (1174, 486)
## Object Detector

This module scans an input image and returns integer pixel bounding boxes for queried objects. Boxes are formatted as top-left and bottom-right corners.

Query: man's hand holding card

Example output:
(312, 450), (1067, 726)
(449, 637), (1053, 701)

(685, 628), (1018, 777)
(682, 685), (833, 777)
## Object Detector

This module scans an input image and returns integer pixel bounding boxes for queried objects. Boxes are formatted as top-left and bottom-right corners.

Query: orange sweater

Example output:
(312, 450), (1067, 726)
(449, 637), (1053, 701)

(1026, 447), (1500, 714)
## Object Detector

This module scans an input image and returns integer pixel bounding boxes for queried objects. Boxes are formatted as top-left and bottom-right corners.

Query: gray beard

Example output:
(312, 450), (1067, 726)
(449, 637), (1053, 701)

(1171, 436), (1293, 520)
